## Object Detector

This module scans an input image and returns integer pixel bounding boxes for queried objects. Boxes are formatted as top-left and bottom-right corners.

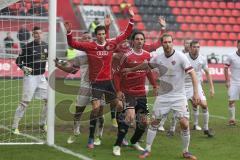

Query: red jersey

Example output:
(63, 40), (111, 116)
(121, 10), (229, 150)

(67, 19), (134, 82)
(114, 49), (157, 96)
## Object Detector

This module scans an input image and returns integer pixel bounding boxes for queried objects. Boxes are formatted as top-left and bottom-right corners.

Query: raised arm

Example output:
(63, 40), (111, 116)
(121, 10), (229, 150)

(104, 14), (111, 39)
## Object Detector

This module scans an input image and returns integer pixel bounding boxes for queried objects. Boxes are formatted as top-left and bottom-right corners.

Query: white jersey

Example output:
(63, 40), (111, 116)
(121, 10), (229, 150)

(150, 50), (193, 102)
(225, 52), (240, 86)
(185, 53), (208, 88)
(73, 50), (89, 84)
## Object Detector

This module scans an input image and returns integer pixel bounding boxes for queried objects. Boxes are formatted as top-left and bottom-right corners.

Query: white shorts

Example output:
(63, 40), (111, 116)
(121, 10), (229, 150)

(228, 85), (240, 101)
(76, 80), (106, 106)
(22, 75), (48, 101)
(185, 84), (206, 101)
(152, 97), (190, 120)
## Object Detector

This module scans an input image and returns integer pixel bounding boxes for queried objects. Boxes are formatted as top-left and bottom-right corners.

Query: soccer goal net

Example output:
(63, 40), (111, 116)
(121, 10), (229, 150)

(0, 0), (61, 145)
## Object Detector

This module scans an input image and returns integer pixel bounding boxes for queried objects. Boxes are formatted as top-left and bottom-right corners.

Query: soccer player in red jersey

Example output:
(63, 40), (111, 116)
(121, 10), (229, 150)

(64, 8), (135, 148)
(112, 31), (158, 156)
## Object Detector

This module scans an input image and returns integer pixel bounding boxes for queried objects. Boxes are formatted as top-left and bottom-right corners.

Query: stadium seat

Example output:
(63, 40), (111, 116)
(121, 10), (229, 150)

(185, 31), (192, 38)
(219, 2), (226, 9)
(232, 10), (239, 17)
(112, 6), (120, 13)
(149, 30), (158, 38)
(194, 1), (202, 8)
(224, 25), (232, 32)
(189, 24), (198, 31)
(202, 1), (210, 8)
(185, 1), (194, 8)
(172, 8), (180, 15)
(177, 1), (185, 8)
(185, 16), (193, 23)
(134, 14), (142, 22)
(198, 8), (205, 16)
(233, 25), (240, 32)
(203, 32), (210, 39)
(176, 16), (184, 23)
(207, 40), (215, 46)
(194, 16), (202, 23)
(215, 40), (224, 46)
(210, 1), (218, 9)
(227, 2), (235, 9)
(189, 8), (198, 15)
(215, 24), (223, 32)
(202, 17), (210, 24)
(238, 17), (240, 24)
(223, 10), (231, 16)
(211, 17), (219, 24)
(175, 31), (184, 39)
(236, 2), (240, 9)
(207, 24), (215, 32)
(194, 32), (202, 39)
(227, 17), (235, 24)
(219, 17), (227, 24)
(215, 9), (223, 16)
(181, 8), (189, 15)
(211, 32), (219, 40)
(73, 0), (80, 5)
(168, 1), (176, 7)
(206, 9), (214, 16)
(220, 32), (228, 40)
(199, 40), (207, 46)
(198, 24), (207, 31)
(225, 40), (233, 46)
(229, 33), (237, 40)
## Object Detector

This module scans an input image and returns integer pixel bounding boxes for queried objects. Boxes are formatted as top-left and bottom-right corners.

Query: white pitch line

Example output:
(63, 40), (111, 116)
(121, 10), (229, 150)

(0, 125), (92, 160)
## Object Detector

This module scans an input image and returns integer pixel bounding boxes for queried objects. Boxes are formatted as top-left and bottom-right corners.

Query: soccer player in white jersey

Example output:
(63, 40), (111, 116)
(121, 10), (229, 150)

(123, 34), (199, 160)
(185, 40), (214, 137)
(224, 40), (240, 125)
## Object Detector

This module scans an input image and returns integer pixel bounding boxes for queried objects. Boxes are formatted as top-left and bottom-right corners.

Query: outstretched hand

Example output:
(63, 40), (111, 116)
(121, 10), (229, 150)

(104, 14), (111, 27)
(128, 7), (135, 18)
(64, 22), (72, 33)
(158, 16), (166, 29)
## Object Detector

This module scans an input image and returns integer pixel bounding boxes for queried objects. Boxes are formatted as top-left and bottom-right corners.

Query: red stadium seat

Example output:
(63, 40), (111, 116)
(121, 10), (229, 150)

(215, 24), (224, 32)
(202, 1), (210, 8)
(207, 24), (215, 32)
(176, 16), (184, 23)
(219, 17), (227, 24)
(189, 24), (198, 31)
(216, 40), (224, 47)
(203, 32), (210, 39)
(232, 10), (239, 17)
(211, 32), (219, 40)
(224, 25), (232, 32)
(202, 16), (210, 24)
(175, 31), (184, 39)
(228, 17), (236, 24)
(198, 8), (206, 16)
(238, 34), (240, 40)
(229, 33), (237, 40)
(194, 1), (202, 8)
(225, 41), (233, 46)
(236, 2), (240, 9)
(193, 16), (202, 23)
(134, 14), (142, 22)
(73, 0), (81, 5)
(131, 6), (138, 14)
(223, 10), (231, 16)
(185, 1), (194, 8)
(233, 25), (240, 32)
(198, 24), (207, 31)
(185, 16), (193, 23)
(220, 32), (228, 40)
(194, 32), (202, 39)
(210, 1), (219, 9)
(168, 1), (176, 7)
(136, 22), (145, 30)
(199, 40), (207, 46)
(181, 8), (189, 15)
(238, 17), (240, 24)
(189, 8), (198, 15)
(112, 6), (120, 13)
(172, 8), (181, 15)
(206, 9), (214, 16)
(149, 31), (158, 38)
(219, 2), (226, 9)
(211, 17), (219, 24)
(227, 2), (235, 9)
(181, 23), (189, 31)
(215, 9), (223, 16)
(185, 31), (193, 38)
(207, 40), (215, 46)
(177, 1), (185, 8)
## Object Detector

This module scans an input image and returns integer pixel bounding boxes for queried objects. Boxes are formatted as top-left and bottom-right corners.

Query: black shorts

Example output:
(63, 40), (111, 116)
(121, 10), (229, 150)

(125, 94), (149, 114)
(91, 80), (116, 103)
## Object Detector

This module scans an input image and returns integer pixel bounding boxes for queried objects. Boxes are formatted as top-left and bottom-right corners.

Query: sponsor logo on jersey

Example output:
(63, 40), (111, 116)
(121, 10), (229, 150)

(171, 60), (176, 65)
(96, 51), (109, 57)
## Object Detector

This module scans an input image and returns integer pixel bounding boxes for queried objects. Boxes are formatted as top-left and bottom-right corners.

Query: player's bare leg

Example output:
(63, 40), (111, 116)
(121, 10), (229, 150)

(228, 101), (236, 125)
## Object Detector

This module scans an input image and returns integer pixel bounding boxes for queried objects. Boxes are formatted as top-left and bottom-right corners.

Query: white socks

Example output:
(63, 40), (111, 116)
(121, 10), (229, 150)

(12, 102), (27, 129)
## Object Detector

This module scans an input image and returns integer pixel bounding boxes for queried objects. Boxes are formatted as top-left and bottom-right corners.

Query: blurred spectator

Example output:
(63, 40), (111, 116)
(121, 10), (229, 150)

(4, 32), (14, 54)
(120, 0), (131, 16)
(0, 7), (11, 15)
(88, 18), (100, 37)
(19, 1), (28, 16)
(17, 25), (30, 49)
(28, 3), (48, 16)
(207, 52), (219, 64)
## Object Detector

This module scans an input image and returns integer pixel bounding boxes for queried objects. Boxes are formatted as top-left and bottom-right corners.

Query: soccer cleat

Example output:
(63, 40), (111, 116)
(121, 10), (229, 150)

(12, 128), (20, 135)
(193, 125), (202, 131)
(112, 118), (118, 128)
(67, 135), (78, 144)
(113, 146), (121, 156)
(228, 119), (236, 126)
(166, 130), (175, 137)
(130, 142), (145, 151)
(94, 137), (102, 146)
(158, 126), (165, 131)
(87, 138), (94, 149)
(40, 124), (47, 133)
(122, 138), (129, 146)
(139, 150), (151, 159)
(183, 152), (197, 160)
(204, 130), (214, 137)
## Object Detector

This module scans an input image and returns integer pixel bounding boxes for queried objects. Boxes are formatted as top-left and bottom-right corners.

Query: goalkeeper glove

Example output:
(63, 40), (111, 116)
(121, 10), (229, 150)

(22, 66), (33, 76)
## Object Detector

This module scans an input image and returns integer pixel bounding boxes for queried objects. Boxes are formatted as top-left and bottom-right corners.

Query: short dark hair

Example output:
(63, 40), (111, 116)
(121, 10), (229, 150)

(131, 31), (145, 41)
(190, 40), (199, 47)
(94, 25), (106, 35)
(160, 33), (173, 43)
(33, 26), (41, 31)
